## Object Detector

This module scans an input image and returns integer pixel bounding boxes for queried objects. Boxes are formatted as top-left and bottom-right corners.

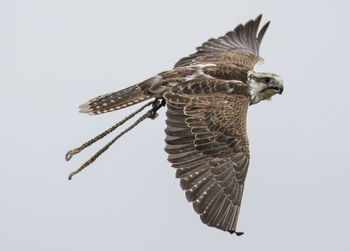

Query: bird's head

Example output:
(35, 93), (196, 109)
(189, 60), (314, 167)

(248, 71), (284, 105)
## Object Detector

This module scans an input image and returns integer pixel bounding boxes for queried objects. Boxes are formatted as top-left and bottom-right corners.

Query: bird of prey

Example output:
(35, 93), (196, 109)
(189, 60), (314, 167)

(66, 15), (283, 235)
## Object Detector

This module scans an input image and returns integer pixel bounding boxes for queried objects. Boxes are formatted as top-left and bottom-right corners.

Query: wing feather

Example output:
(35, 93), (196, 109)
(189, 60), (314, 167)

(174, 14), (270, 69)
(164, 78), (250, 234)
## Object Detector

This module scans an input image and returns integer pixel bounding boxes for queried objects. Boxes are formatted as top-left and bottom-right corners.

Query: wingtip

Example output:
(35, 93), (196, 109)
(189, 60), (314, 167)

(264, 20), (271, 28)
(227, 230), (244, 236)
(257, 18), (270, 46)
(244, 14), (262, 26)
(255, 14), (263, 22)
(255, 14), (270, 28)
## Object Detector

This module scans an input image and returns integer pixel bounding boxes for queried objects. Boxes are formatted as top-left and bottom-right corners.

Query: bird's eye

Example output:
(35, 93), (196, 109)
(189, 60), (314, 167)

(263, 77), (271, 84)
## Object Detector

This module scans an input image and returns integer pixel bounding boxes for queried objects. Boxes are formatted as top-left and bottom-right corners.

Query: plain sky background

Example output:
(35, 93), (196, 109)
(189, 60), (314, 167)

(1, 0), (349, 250)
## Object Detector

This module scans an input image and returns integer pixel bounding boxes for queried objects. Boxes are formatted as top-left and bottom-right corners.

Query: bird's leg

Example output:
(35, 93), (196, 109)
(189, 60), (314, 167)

(65, 100), (154, 161)
(149, 98), (166, 119)
(67, 98), (166, 180)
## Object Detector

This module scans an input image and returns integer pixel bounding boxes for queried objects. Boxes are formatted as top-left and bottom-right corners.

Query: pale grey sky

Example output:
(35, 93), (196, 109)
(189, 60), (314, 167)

(1, 0), (349, 250)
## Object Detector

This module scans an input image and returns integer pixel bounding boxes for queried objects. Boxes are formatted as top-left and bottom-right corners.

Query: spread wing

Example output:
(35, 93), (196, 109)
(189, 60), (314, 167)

(164, 78), (250, 234)
(174, 14), (269, 70)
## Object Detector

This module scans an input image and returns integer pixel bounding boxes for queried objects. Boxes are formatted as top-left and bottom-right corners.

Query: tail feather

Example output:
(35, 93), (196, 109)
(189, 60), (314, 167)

(79, 77), (160, 115)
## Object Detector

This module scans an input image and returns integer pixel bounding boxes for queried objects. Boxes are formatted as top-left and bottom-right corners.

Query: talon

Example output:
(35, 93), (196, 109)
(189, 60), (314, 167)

(148, 98), (165, 120)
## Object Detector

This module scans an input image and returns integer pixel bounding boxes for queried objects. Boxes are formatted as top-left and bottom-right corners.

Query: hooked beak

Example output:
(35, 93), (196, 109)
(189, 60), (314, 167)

(264, 81), (284, 95)
(276, 83), (284, 94)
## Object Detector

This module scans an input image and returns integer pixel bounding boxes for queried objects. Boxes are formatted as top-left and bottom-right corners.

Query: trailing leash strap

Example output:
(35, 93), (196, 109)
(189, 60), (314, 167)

(66, 98), (165, 180)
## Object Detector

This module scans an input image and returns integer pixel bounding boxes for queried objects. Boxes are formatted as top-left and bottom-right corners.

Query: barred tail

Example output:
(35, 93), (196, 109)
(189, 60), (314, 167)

(79, 76), (162, 115)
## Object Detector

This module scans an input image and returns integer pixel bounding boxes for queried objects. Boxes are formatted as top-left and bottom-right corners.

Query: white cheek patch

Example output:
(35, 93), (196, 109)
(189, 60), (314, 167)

(249, 80), (265, 105)
(250, 82), (264, 95)
(249, 81), (264, 95)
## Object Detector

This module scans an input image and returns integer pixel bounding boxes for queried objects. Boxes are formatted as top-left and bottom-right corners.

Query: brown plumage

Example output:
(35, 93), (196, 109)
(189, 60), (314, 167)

(72, 15), (284, 235)
(164, 79), (250, 234)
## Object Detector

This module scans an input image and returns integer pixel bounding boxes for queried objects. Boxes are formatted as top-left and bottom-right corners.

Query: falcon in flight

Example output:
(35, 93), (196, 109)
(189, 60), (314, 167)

(67, 15), (283, 235)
